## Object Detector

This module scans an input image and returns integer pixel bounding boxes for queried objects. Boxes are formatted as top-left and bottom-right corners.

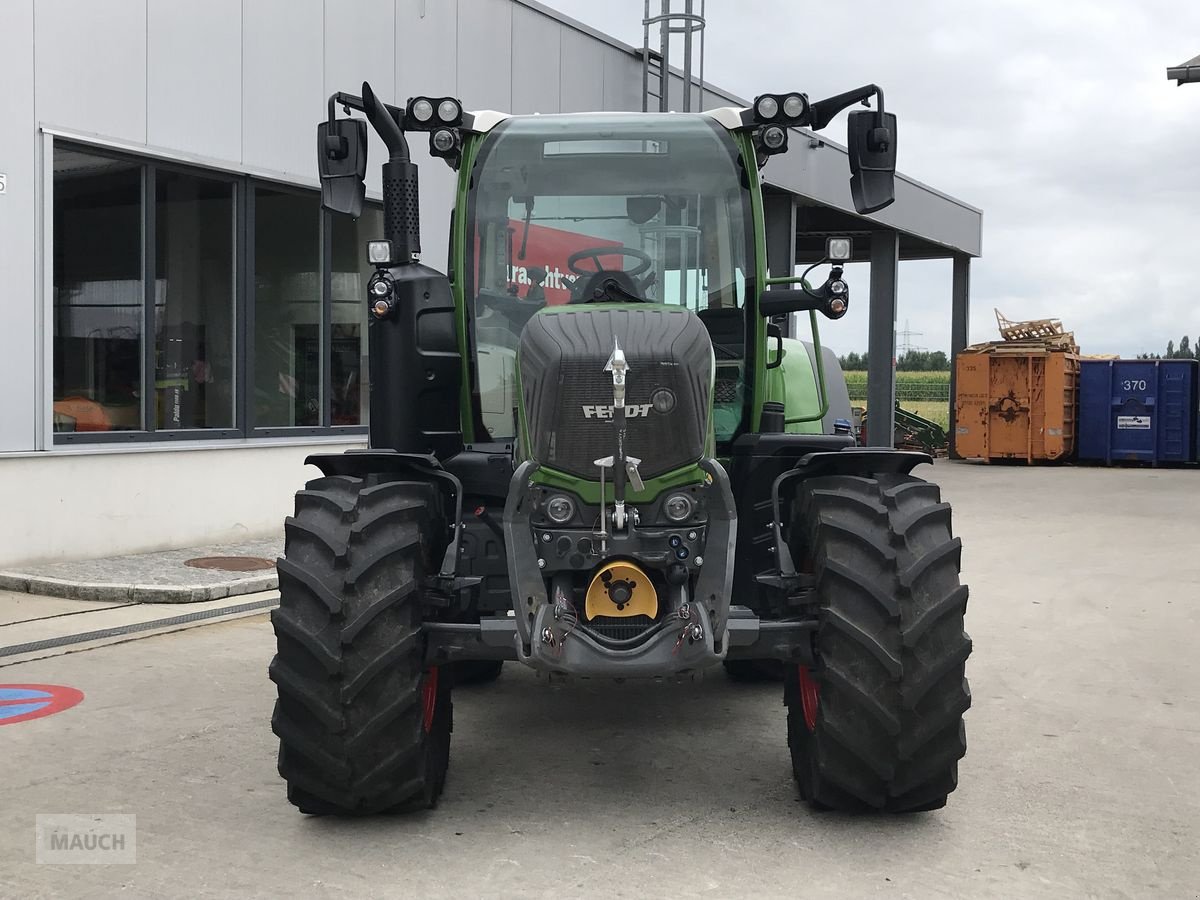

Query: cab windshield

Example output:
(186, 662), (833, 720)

(464, 113), (754, 442)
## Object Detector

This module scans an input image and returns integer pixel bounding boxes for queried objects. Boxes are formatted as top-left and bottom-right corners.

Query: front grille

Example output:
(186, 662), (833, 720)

(584, 615), (655, 642)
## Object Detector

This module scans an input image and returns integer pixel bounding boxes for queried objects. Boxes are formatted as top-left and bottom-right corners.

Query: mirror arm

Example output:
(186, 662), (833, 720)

(325, 88), (411, 161)
(808, 84), (883, 131)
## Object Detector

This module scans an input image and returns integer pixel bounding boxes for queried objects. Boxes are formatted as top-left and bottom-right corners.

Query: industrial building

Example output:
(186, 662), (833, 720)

(0, 0), (980, 565)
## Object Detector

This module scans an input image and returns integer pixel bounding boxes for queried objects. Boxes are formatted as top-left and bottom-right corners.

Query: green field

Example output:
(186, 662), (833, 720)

(843, 371), (951, 430)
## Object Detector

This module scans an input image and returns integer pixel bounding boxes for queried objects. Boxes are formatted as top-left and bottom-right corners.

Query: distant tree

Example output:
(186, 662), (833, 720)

(1167, 339), (1175, 358)
(838, 351), (868, 370)
(1181, 336), (1191, 359)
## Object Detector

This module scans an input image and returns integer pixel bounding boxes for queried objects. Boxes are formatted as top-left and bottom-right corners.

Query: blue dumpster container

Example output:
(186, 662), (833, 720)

(1078, 359), (1198, 465)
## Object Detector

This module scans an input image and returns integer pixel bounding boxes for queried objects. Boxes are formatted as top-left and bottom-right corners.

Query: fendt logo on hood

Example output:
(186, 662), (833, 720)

(582, 404), (652, 419)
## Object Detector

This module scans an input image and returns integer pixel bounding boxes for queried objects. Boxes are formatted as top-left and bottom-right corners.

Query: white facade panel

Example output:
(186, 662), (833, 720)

(241, 0), (324, 178)
(456, 0), (512, 114)
(559, 28), (605, 112)
(0, 441), (363, 567)
(510, 6), (562, 114)
(0, 0), (37, 452)
(34, 0), (148, 143)
(325, 0), (395, 196)
(147, 0), (242, 162)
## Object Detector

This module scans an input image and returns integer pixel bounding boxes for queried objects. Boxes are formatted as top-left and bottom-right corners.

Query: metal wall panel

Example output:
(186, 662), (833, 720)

(147, 0), (241, 161)
(456, 0), (512, 113)
(510, 6), (561, 114)
(763, 137), (982, 257)
(396, 0), (461, 275)
(34, 0), (148, 143)
(600, 45), (640, 111)
(559, 27), (605, 112)
(325, 0), (396, 195)
(242, 0), (324, 178)
(0, 0), (36, 451)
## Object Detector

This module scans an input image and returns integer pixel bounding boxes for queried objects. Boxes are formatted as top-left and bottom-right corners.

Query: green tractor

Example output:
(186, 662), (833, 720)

(269, 81), (971, 815)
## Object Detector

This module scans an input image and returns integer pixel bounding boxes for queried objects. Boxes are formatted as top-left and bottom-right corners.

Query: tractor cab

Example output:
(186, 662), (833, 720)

(463, 112), (753, 446)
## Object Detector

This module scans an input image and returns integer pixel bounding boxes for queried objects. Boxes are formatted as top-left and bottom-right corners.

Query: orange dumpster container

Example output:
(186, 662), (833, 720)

(954, 347), (1079, 462)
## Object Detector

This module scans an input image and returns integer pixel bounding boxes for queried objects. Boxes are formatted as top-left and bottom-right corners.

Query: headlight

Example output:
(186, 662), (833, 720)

(545, 494), (575, 524)
(663, 493), (693, 523)
(755, 96), (779, 120)
(829, 280), (847, 296)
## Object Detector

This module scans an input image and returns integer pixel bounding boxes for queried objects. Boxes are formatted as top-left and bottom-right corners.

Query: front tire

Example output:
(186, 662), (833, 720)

(785, 474), (971, 813)
(270, 475), (452, 815)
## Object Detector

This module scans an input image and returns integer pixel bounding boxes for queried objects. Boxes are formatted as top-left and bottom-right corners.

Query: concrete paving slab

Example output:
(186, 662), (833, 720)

(0, 538), (283, 604)
(0, 460), (1197, 898)
(0, 590), (124, 626)
(0, 590), (279, 667)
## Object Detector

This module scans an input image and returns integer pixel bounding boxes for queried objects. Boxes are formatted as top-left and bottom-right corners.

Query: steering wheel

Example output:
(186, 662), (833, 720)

(566, 246), (653, 278)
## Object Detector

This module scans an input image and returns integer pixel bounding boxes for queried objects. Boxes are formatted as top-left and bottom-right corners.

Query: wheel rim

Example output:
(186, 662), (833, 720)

(798, 665), (819, 732)
(421, 667), (439, 733)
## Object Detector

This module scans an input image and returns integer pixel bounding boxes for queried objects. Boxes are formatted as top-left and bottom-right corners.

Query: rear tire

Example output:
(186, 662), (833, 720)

(270, 475), (452, 816)
(785, 473), (971, 813)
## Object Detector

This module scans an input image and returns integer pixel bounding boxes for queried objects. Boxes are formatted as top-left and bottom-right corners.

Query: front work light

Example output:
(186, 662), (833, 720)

(751, 92), (810, 126)
(405, 96), (464, 130)
(826, 237), (852, 261)
(367, 240), (393, 265)
(410, 98), (434, 123)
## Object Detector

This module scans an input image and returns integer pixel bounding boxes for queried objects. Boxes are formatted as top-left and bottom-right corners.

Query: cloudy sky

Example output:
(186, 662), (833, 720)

(546, 0), (1200, 357)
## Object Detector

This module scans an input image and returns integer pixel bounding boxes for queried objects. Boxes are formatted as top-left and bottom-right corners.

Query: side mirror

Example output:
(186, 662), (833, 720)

(847, 109), (897, 215)
(317, 118), (368, 216)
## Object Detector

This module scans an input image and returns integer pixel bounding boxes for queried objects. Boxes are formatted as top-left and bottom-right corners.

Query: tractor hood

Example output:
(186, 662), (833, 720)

(517, 306), (714, 480)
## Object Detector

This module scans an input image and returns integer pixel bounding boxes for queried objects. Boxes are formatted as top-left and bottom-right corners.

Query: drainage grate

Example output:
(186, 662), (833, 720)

(184, 556), (275, 572)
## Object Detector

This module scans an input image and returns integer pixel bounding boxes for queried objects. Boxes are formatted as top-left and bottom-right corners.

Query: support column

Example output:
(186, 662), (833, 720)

(949, 254), (971, 458)
(763, 192), (797, 336)
(867, 231), (899, 447)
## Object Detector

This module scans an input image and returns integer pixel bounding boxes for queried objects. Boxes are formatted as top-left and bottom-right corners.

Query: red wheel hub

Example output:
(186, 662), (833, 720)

(421, 667), (439, 733)
(798, 665), (820, 731)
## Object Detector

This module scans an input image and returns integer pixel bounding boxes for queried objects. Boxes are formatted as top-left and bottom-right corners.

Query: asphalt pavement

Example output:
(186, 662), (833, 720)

(1, 461), (1198, 899)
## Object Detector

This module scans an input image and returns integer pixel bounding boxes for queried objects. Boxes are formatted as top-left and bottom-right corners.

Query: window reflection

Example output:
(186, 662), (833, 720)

(330, 207), (382, 426)
(155, 171), (235, 429)
(52, 148), (144, 432)
(253, 188), (321, 427)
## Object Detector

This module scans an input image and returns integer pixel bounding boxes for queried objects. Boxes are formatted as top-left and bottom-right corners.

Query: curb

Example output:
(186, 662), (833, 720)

(0, 571), (278, 604)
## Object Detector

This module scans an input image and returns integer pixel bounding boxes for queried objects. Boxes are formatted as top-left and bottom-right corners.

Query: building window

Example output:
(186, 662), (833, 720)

(52, 148), (144, 433)
(51, 139), (380, 443)
(155, 170), (236, 430)
(252, 187), (321, 429)
(330, 208), (382, 426)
